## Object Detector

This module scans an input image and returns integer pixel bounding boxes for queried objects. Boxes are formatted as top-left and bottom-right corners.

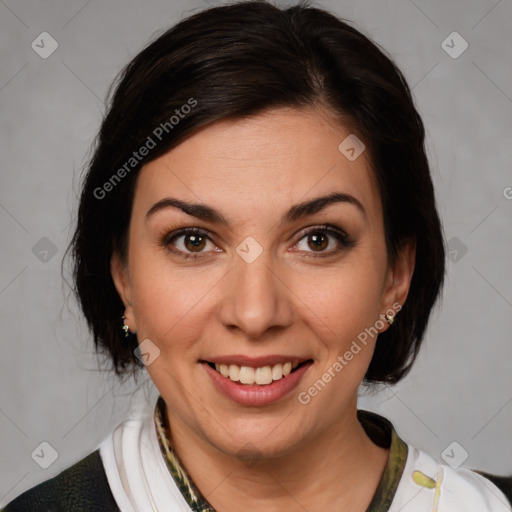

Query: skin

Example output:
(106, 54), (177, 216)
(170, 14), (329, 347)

(111, 107), (415, 512)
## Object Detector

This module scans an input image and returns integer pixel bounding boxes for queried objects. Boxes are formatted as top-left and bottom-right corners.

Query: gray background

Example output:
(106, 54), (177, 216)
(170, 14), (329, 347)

(1, 0), (511, 505)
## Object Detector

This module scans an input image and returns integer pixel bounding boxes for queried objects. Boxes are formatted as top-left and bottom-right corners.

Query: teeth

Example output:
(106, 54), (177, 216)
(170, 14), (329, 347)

(239, 366), (255, 384)
(212, 361), (301, 386)
(219, 364), (229, 377)
(255, 366), (273, 385)
(228, 364), (240, 382)
(272, 363), (283, 380)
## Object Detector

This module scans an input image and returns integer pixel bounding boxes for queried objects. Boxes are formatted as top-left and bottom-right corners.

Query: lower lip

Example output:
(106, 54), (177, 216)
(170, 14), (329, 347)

(202, 362), (312, 407)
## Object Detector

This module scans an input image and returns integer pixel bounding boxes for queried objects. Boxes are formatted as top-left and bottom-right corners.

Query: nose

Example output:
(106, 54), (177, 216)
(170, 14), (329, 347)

(217, 249), (294, 339)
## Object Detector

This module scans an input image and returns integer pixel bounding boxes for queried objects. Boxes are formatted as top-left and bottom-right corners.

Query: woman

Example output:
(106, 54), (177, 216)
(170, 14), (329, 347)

(4, 2), (511, 511)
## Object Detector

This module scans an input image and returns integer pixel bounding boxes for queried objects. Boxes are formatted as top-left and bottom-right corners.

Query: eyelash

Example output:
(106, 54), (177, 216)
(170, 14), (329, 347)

(162, 224), (355, 260)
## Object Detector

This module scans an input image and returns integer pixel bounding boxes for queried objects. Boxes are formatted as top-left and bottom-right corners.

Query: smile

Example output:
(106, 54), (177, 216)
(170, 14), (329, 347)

(209, 361), (301, 386)
(202, 357), (313, 406)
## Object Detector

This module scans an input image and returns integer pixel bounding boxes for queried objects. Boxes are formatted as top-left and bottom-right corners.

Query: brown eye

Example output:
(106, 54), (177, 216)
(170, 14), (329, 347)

(164, 228), (217, 259)
(184, 233), (207, 252)
(294, 225), (354, 257)
(307, 232), (329, 252)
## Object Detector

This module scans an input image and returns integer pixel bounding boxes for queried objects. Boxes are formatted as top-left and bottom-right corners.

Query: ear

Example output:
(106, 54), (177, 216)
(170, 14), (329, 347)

(111, 252), (137, 331)
(380, 238), (416, 327)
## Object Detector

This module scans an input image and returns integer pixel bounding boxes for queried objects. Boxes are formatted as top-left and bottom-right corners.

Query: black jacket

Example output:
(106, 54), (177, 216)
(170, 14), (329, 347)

(2, 451), (119, 512)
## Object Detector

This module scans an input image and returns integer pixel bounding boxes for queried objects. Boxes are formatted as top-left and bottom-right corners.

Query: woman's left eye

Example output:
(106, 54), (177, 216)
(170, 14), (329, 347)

(293, 225), (354, 257)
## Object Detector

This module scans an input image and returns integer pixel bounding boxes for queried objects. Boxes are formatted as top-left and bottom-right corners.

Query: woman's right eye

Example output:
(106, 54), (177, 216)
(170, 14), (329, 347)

(164, 228), (219, 259)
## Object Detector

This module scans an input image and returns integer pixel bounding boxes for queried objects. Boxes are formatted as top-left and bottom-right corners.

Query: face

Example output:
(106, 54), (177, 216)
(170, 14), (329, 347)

(112, 107), (414, 459)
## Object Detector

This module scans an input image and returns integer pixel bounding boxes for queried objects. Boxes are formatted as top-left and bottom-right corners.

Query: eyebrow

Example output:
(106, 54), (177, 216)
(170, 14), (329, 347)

(145, 192), (366, 226)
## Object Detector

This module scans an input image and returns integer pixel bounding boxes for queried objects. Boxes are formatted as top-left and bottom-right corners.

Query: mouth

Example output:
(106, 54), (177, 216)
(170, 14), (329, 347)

(200, 356), (314, 406)
(202, 359), (313, 386)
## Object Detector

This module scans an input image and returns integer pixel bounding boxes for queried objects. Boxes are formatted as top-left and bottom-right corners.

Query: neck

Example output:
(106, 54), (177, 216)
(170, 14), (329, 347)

(165, 403), (389, 512)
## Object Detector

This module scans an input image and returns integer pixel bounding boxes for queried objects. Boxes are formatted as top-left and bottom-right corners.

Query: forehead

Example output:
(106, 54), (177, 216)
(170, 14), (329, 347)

(134, 108), (381, 227)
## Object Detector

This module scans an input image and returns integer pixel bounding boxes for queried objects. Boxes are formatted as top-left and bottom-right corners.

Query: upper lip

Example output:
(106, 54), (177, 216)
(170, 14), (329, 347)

(202, 355), (311, 367)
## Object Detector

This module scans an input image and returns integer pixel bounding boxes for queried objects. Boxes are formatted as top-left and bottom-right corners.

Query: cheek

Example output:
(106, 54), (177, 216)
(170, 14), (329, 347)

(128, 250), (213, 356)
(299, 262), (384, 334)
(293, 259), (386, 383)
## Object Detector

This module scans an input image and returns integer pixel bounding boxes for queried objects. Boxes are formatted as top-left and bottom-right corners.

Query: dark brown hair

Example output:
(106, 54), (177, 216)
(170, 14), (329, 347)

(69, 0), (445, 383)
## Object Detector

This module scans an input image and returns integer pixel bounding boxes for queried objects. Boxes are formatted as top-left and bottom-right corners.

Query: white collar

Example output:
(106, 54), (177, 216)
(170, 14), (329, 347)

(99, 398), (191, 512)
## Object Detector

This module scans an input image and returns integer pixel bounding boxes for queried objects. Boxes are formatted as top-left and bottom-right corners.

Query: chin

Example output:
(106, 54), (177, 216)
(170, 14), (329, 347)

(200, 411), (313, 460)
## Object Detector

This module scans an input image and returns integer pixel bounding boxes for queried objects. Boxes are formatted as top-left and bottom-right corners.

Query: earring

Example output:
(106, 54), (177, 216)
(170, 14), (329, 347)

(385, 313), (395, 325)
(122, 315), (130, 337)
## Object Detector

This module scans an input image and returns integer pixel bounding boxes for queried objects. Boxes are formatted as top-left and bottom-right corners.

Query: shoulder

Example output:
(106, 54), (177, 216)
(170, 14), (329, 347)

(477, 471), (512, 503)
(2, 450), (120, 512)
(440, 465), (512, 510)
(393, 443), (512, 511)
(357, 410), (512, 511)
